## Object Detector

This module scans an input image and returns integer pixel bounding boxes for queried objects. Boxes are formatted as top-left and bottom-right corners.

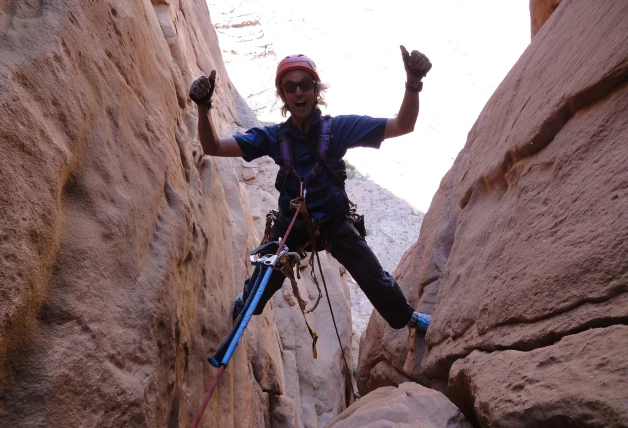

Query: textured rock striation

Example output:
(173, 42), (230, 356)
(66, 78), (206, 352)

(356, 155), (461, 396)
(0, 1), (352, 427)
(358, 0), (628, 425)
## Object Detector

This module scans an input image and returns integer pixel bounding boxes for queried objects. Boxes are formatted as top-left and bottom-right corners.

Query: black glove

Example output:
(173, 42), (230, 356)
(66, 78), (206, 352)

(400, 46), (432, 80)
(189, 70), (216, 109)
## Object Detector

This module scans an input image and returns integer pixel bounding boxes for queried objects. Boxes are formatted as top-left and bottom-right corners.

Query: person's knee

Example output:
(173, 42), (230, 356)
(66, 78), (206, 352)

(358, 271), (398, 293)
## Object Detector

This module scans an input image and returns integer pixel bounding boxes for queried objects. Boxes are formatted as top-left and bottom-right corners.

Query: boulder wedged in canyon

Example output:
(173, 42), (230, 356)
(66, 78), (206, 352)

(327, 382), (471, 428)
(0, 1), (352, 427)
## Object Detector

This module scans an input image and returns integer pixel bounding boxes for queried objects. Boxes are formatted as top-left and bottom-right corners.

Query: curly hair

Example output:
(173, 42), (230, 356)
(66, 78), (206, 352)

(276, 81), (329, 117)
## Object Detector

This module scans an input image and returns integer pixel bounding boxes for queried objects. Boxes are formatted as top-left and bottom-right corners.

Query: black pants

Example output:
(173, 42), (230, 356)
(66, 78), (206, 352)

(243, 215), (414, 329)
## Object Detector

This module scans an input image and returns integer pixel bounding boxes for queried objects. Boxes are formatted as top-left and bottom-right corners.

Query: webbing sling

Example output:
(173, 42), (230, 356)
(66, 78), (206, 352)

(319, 114), (331, 162)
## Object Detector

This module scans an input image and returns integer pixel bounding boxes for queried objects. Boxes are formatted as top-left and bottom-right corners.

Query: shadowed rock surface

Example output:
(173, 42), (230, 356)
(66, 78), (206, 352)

(356, 241), (432, 395)
(530, 0), (562, 37)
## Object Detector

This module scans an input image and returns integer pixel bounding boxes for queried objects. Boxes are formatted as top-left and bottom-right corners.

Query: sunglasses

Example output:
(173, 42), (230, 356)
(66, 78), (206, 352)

(281, 79), (316, 94)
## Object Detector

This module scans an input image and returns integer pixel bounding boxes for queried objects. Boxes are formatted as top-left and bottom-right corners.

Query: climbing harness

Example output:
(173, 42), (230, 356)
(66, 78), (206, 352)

(279, 115), (367, 239)
(277, 114), (336, 194)
(264, 199), (322, 359)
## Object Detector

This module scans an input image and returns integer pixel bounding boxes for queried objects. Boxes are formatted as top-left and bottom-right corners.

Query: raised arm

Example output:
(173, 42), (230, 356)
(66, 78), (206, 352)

(189, 71), (244, 157)
(384, 46), (432, 139)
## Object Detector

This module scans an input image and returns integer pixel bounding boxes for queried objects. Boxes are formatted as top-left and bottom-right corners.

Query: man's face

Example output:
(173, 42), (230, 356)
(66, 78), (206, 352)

(280, 70), (317, 121)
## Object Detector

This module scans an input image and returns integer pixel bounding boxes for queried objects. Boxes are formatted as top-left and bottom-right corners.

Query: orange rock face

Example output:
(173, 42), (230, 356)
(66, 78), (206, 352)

(449, 326), (628, 427)
(0, 1), (353, 427)
(423, 0), (628, 380)
(0, 0), (262, 426)
(358, 0), (627, 425)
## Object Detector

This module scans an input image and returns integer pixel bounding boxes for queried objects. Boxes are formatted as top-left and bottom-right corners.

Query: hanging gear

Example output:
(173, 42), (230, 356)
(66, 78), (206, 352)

(278, 250), (320, 358)
(302, 209), (360, 402)
(292, 188), (359, 402)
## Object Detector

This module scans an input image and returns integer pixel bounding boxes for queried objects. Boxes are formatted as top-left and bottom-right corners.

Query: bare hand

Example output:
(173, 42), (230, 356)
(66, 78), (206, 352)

(189, 70), (216, 108)
(400, 46), (431, 84)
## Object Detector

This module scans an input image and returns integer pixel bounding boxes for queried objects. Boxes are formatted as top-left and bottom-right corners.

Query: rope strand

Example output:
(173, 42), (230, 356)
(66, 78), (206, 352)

(190, 365), (225, 428)
(314, 249), (359, 401)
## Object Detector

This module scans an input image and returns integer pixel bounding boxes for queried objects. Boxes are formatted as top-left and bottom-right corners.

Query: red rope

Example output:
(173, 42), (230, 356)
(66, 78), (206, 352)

(276, 202), (302, 256)
(190, 365), (225, 428)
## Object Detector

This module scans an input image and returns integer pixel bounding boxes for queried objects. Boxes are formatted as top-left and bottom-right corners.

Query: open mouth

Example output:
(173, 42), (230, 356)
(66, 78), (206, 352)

(295, 101), (307, 108)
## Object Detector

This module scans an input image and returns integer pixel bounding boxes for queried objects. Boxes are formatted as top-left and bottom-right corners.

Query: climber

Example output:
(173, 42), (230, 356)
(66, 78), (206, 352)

(189, 46), (432, 332)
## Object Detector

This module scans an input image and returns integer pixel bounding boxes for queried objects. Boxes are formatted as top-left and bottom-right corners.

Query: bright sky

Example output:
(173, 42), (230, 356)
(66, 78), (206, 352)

(210, 0), (531, 212)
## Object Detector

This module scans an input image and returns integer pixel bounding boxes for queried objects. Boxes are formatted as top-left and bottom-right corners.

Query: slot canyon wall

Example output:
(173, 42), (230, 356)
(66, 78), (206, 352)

(0, 1), (352, 427)
(356, 0), (628, 426)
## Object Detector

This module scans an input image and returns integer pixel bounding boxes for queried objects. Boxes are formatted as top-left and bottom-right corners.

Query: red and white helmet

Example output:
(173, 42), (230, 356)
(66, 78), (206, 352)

(275, 54), (321, 89)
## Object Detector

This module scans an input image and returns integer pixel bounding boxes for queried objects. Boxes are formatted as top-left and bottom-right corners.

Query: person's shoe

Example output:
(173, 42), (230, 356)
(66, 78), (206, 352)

(407, 312), (431, 332)
(232, 292), (244, 320)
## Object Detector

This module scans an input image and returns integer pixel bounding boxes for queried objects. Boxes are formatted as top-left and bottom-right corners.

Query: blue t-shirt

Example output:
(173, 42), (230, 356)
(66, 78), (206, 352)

(234, 109), (387, 220)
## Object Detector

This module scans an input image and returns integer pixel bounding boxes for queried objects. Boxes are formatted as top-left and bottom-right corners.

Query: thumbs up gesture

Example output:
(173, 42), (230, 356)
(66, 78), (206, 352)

(189, 69), (217, 109)
(400, 46), (431, 90)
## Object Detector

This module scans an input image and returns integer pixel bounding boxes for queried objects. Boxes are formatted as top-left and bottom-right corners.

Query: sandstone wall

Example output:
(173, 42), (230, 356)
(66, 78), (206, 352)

(0, 1), (351, 427)
(358, 0), (628, 425)
(530, 0), (562, 37)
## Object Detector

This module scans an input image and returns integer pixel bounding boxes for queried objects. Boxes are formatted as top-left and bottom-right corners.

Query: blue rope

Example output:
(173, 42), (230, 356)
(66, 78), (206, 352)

(215, 266), (273, 367)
